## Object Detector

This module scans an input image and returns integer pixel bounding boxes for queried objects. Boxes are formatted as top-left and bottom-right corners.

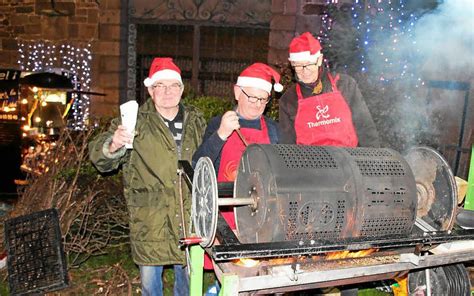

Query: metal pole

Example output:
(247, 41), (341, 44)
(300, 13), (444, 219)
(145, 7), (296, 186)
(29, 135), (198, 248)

(189, 245), (204, 296)
(465, 144), (474, 210)
(219, 273), (239, 296)
(454, 84), (470, 175)
(218, 197), (256, 207)
(425, 268), (431, 296)
(235, 129), (248, 147)
(192, 25), (200, 92)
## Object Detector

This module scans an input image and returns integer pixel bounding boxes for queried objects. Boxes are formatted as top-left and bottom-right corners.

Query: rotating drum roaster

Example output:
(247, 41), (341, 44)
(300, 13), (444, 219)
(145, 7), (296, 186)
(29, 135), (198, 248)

(188, 144), (472, 295)
(234, 145), (417, 243)
(191, 144), (437, 246)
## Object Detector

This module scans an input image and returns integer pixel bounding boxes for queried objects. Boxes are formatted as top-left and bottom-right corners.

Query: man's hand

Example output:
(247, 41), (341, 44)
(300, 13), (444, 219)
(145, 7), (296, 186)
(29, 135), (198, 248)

(217, 111), (240, 140)
(109, 125), (134, 153)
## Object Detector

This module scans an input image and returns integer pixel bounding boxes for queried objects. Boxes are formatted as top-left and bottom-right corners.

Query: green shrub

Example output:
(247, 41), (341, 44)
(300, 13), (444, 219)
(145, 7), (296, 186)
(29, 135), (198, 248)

(183, 95), (234, 122)
(183, 93), (281, 122)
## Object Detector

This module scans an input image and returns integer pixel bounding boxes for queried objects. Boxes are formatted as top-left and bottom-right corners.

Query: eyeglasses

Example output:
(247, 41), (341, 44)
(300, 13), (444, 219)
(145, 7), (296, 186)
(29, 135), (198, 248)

(152, 83), (183, 92)
(240, 88), (270, 104)
(293, 63), (318, 72)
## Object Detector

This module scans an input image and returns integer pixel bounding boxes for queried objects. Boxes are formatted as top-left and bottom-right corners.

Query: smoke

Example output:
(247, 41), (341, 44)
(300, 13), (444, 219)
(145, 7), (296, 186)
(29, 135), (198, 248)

(413, 0), (474, 79)
(365, 0), (474, 154)
(365, 0), (474, 82)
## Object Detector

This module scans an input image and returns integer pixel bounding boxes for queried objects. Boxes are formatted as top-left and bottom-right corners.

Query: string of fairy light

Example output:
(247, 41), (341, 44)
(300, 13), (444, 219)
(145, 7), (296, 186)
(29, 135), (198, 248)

(318, 0), (336, 46)
(318, 0), (338, 68)
(17, 41), (92, 130)
(319, 0), (424, 90)
(352, 0), (423, 87)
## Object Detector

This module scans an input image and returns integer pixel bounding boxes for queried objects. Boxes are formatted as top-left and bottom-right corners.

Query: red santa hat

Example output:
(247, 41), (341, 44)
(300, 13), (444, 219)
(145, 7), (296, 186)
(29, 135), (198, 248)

(236, 63), (283, 93)
(144, 57), (182, 87)
(288, 32), (322, 62)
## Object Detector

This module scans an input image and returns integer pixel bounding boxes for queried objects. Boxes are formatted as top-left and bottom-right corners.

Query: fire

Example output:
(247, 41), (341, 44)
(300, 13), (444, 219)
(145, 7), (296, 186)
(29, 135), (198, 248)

(268, 257), (296, 265)
(325, 248), (378, 260)
(233, 258), (260, 268)
(232, 249), (378, 267)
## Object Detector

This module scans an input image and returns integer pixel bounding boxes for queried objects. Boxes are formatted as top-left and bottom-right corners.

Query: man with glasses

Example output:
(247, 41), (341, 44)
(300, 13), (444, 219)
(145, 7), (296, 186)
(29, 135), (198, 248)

(193, 63), (282, 231)
(279, 32), (380, 147)
(192, 64), (281, 294)
(89, 57), (206, 296)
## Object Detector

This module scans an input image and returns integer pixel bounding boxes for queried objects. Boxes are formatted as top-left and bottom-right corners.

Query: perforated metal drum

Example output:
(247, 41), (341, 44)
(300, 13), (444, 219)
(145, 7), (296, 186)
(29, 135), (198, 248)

(234, 144), (418, 243)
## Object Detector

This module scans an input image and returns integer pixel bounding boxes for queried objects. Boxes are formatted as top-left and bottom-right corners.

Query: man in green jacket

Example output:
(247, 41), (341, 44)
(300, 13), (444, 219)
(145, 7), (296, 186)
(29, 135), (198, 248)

(89, 57), (206, 296)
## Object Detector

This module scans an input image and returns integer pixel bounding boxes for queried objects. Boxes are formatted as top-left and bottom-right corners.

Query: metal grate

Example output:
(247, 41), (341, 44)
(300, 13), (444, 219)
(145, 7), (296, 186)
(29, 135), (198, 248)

(366, 187), (408, 208)
(4, 209), (68, 295)
(344, 147), (394, 158)
(360, 217), (411, 236)
(286, 201), (298, 240)
(136, 24), (269, 100)
(286, 200), (345, 240)
(367, 187), (407, 195)
(355, 159), (406, 176)
(299, 202), (334, 226)
(275, 145), (338, 169)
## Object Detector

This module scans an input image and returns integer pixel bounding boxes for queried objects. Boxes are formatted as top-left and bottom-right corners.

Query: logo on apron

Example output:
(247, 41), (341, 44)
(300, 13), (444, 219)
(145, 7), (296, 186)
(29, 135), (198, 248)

(307, 104), (341, 128)
(316, 105), (330, 120)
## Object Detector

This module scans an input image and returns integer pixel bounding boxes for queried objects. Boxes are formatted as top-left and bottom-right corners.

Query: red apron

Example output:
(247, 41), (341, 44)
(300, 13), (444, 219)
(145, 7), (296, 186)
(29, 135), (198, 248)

(204, 116), (271, 269)
(294, 73), (358, 147)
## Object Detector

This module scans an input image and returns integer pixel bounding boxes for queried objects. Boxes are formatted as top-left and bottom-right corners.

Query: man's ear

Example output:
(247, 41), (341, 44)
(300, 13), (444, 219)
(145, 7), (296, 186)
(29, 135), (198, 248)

(147, 87), (153, 98)
(233, 85), (241, 102)
(317, 55), (324, 67)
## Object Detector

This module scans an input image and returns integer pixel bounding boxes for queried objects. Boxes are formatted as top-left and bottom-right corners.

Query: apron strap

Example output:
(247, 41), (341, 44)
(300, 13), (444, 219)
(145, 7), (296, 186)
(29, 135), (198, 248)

(296, 83), (304, 101)
(327, 72), (340, 92)
(233, 116), (268, 145)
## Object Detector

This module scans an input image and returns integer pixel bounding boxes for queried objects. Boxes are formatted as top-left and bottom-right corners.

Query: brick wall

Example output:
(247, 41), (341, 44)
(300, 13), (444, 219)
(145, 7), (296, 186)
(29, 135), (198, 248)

(268, 0), (352, 66)
(0, 0), (124, 118)
(268, 0), (298, 66)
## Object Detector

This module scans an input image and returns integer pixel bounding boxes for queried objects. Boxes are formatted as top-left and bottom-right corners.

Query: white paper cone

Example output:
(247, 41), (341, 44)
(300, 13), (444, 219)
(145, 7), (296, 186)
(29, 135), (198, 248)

(120, 100), (138, 149)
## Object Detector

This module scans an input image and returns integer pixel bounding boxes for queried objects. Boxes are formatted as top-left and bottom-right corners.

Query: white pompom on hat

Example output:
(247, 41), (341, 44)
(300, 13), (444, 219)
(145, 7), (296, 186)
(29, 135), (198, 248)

(288, 32), (323, 62)
(144, 57), (182, 87)
(236, 63), (283, 93)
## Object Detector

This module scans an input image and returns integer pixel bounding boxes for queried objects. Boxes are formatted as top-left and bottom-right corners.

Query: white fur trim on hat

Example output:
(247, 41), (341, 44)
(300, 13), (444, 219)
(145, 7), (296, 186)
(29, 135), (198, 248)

(288, 50), (321, 62)
(144, 69), (182, 87)
(236, 76), (272, 93)
(274, 83), (283, 92)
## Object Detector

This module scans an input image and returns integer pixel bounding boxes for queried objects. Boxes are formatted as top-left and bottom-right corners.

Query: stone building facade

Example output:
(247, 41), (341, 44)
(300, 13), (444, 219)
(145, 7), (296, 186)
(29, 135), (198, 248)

(0, 0), (347, 117)
(1, 0), (125, 117)
(1, 0), (472, 179)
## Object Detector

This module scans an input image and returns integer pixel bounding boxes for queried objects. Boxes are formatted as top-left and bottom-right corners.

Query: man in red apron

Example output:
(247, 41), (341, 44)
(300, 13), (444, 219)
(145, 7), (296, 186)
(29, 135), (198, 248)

(279, 32), (380, 147)
(192, 63), (281, 272)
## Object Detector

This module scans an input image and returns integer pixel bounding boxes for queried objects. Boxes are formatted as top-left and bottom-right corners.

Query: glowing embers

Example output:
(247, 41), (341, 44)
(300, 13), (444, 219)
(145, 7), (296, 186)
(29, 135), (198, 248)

(325, 248), (379, 260)
(233, 258), (260, 268)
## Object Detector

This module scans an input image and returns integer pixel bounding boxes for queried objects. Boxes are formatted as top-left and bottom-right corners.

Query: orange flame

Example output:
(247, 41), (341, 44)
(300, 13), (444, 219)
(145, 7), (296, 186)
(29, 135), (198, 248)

(233, 258), (260, 267)
(268, 257), (296, 265)
(325, 248), (378, 260)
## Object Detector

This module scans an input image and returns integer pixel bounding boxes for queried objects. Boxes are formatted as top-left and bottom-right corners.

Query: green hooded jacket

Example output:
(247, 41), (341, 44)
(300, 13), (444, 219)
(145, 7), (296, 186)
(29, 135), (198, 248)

(89, 99), (206, 265)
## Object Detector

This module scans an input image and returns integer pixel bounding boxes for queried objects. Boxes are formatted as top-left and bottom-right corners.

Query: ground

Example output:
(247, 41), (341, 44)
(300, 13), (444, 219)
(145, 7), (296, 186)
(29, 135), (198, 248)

(0, 245), (217, 296)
